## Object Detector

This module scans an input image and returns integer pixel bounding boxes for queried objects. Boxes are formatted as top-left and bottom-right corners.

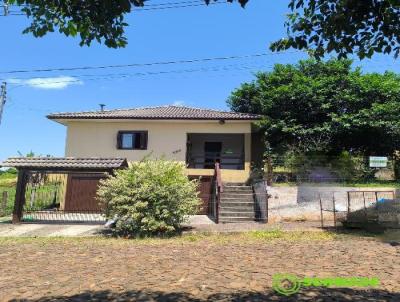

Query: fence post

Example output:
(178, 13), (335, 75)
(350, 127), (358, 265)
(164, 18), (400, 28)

(12, 169), (27, 224)
(362, 191), (367, 220)
(332, 193), (337, 229)
(265, 180), (269, 223)
(347, 191), (351, 215)
(1, 191), (7, 217)
(319, 193), (324, 228)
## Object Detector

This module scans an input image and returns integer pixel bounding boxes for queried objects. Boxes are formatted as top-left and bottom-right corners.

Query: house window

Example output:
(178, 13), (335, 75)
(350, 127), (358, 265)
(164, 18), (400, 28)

(117, 131), (148, 150)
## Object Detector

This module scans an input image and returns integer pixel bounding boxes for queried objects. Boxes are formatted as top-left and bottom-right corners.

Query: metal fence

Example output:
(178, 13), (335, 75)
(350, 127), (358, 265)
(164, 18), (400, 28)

(271, 155), (397, 184)
(320, 190), (398, 229)
(0, 189), (15, 219)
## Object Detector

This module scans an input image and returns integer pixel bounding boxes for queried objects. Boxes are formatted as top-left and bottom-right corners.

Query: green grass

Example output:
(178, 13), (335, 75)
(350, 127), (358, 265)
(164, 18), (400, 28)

(0, 171), (17, 188)
(0, 230), (339, 246)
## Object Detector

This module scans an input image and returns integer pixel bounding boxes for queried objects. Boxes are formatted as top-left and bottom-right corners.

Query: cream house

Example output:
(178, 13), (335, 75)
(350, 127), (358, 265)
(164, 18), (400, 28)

(47, 105), (263, 183)
(2, 105), (265, 224)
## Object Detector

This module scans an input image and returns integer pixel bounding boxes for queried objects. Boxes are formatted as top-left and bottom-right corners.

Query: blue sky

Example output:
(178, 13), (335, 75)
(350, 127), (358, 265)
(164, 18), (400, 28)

(0, 0), (399, 161)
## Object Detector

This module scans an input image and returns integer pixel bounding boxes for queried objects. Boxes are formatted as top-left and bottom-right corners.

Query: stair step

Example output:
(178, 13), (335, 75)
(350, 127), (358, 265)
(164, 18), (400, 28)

(223, 186), (252, 192)
(221, 193), (253, 197)
(221, 200), (254, 205)
(221, 197), (254, 202)
(220, 201), (254, 207)
(219, 211), (255, 218)
(224, 182), (248, 186)
(219, 217), (256, 223)
(220, 206), (254, 211)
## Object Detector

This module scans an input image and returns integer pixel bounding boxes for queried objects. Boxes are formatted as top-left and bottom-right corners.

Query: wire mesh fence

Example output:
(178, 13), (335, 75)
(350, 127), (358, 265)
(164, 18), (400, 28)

(319, 190), (399, 229)
(270, 154), (397, 185)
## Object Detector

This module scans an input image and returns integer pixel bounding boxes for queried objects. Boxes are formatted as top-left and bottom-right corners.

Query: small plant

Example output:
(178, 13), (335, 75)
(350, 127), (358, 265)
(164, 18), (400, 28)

(97, 159), (201, 237)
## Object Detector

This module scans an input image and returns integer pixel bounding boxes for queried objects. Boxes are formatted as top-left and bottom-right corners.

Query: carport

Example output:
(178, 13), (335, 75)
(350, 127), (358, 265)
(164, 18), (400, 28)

(0, 157), (128, 223)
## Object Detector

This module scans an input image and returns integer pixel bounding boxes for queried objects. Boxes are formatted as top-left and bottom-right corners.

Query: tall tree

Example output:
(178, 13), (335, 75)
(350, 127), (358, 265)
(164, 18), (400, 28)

(7, 0), (400, 59)
(271, 0), (400, 59)
(228, 59), (400, 156)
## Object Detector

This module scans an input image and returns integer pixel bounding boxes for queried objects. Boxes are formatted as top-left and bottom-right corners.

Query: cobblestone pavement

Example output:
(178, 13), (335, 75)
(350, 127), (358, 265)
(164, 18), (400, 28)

(0, 235), (399, 301)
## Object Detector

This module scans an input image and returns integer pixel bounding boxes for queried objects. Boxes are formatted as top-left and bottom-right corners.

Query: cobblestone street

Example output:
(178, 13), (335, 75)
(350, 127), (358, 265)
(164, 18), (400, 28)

(0, 233), (399, 301)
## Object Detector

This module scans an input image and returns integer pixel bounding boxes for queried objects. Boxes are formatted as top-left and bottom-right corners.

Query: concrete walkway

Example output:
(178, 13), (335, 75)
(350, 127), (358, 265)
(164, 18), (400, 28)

(0, 223), (103, 237)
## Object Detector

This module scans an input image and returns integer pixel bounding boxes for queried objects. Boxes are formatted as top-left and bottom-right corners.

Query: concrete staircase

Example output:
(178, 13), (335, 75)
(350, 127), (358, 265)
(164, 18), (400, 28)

(219, 182), (256, 223)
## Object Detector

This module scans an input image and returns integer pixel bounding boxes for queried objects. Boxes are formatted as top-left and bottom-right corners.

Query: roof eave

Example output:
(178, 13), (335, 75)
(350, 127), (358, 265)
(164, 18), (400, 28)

(47, 116), (262, 122)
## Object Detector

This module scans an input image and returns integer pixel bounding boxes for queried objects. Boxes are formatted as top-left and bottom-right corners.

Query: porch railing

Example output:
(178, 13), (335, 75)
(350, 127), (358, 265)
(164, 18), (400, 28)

(187, 152), (244, 170)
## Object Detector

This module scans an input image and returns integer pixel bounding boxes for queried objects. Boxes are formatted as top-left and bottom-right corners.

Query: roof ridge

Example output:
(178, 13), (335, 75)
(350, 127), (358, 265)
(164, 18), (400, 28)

(47, 105), (262, 120)
(48, 105), (261, 116)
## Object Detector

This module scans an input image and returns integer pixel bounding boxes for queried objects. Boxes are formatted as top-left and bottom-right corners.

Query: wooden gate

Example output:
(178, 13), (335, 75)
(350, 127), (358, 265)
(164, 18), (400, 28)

(189, 175), (213, 215)
(64, 173), (106, 212)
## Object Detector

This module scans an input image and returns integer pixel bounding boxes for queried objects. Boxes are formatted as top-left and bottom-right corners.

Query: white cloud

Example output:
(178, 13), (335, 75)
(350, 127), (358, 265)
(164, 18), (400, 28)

(172, 100), (185, 106)
(8, 76), (83, 90)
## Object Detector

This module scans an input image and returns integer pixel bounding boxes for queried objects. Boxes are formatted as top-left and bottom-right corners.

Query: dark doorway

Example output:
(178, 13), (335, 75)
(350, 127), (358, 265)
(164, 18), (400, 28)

(204, 142), (222, 169)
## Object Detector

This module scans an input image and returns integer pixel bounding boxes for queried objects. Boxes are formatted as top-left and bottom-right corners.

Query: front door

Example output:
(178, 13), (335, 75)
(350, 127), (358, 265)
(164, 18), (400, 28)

(204, 142), (222, 169)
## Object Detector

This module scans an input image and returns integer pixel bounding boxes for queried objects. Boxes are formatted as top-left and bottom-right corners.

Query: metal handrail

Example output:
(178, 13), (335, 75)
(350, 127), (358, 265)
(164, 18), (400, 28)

(213, 162), (223, 223)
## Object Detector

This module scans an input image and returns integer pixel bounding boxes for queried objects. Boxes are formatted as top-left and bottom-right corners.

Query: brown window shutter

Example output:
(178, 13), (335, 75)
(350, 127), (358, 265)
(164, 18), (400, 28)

(140, 131), (148, 150)
(117, 132), (122, 149)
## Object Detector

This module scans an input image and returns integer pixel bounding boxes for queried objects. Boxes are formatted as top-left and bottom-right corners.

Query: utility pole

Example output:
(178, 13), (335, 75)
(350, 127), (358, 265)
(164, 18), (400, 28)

(0, 82), (7, 125)
(3, 1), (9, 16)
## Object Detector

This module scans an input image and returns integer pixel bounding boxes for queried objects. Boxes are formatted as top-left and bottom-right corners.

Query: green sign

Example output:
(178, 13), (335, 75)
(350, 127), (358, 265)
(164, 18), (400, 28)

(272, 274), (380, 296)
(369, 156), (388, 168)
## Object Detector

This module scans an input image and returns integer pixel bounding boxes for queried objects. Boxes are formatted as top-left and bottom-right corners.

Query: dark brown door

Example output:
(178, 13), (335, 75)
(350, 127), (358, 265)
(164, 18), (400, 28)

(189, 176), (212, 215)
(64, 174), (105, 212)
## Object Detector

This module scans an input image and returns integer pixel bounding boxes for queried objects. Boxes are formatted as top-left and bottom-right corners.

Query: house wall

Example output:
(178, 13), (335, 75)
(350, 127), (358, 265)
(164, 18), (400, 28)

(65, 120), (253, 182)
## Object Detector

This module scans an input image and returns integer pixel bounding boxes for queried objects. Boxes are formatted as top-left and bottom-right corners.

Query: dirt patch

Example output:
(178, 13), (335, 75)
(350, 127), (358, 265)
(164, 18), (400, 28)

(0, 233), (399, 301)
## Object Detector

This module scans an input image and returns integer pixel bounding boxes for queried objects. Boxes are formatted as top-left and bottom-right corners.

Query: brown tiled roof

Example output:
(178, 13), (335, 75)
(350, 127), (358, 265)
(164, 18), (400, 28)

(47, 105), (261, 121)
(0, 157), (128, 170)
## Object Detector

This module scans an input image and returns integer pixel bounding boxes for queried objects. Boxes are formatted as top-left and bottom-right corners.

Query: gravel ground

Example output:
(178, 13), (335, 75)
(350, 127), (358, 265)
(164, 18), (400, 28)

(0, 233), (399, 301)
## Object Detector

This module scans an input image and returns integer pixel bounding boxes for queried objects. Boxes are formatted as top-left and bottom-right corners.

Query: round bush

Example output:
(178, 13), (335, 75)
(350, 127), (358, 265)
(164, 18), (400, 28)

(97, 159), (201, 237)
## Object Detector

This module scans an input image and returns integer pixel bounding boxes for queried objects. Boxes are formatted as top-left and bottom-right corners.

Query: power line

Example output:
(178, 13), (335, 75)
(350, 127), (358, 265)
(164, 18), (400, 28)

(0, 52), (293, 76)
(9, 61), (274, 88)
(0, 82), (6, 125)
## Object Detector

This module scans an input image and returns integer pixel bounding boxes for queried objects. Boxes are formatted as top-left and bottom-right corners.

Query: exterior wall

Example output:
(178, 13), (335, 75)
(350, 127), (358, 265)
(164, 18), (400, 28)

(65, 120), (253, 182)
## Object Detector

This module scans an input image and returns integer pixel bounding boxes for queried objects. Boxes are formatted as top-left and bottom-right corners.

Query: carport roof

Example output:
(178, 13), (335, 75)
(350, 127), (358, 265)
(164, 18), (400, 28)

(0, 157), (128, 170)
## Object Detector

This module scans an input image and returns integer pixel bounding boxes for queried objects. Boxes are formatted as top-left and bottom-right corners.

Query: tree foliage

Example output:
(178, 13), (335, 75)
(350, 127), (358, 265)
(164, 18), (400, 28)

(8, 0), (247, 48)
(97, 159), (201, 237)
(228, 59), (400, 156)
(8, 0), (400, 59)
(271, 0), (400, 59)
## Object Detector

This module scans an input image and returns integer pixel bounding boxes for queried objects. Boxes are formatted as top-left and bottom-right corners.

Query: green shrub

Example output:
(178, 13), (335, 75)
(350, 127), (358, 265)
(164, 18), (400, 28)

(97, 159), (201, 237)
